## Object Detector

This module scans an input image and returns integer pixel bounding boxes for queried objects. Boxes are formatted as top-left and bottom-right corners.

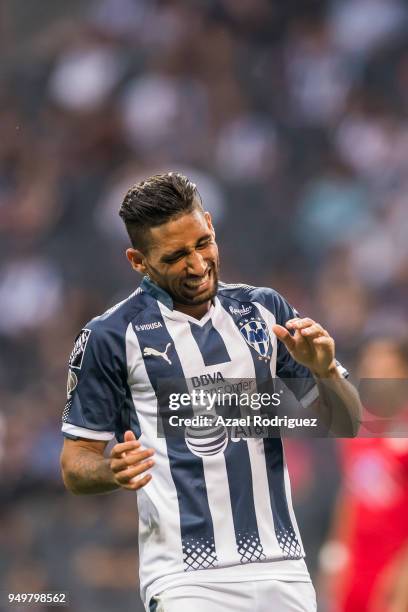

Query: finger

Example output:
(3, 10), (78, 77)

(123, 473), (152, 491)
(115, 458), (155, 484)
(110, 440), (141, 458)
(313, 336), (334, 346)
(313, 335), (334, 345)
(300, 324), (328, 338)
(286, 318), (314, 330)
(111, 448), (155, 472)
(115, 460), (154, 485)
(272, 324), (296, 352)
(124, 430), (137, 442)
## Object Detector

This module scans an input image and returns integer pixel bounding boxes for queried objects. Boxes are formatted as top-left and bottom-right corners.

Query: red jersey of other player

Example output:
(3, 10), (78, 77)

(319, 337), (408, 612)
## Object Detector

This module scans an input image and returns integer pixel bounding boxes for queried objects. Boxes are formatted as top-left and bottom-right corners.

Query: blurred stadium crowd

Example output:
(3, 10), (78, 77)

(1, 0), (408, 610)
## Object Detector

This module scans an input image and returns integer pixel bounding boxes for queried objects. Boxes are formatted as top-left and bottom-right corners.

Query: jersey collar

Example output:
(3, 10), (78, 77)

(140, 275), (174, 309)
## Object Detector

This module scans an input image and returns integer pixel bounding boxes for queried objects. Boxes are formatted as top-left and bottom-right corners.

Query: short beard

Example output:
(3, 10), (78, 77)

(174, 278), (219, 306)
(146, 258), (219, 306)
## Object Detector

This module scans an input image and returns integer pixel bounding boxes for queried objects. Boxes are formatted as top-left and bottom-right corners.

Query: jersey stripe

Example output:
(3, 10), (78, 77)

(160, 303), (241, 566)
(133, 296), (218, 571)
(189, 319), (231, 366)
(125, 322), (186, 580)
(246, 439), (285, 558)
(196, 300), (266, 563)
(263, 438), (302, 558)
(218, 296), (302, 560)
(253, 302), (310, 555)
(211, 300), (283, 558)
(224, 440), (266, 563)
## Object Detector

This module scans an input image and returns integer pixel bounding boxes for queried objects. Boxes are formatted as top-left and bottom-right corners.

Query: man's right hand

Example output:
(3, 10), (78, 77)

(110, 430), (155, 491)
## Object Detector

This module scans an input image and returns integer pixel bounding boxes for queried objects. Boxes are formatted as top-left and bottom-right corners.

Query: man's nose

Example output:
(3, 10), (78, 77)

(186, 251), (207, 276)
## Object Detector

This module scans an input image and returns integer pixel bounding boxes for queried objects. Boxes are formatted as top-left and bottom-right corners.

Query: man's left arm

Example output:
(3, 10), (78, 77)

(273, 317), (362, 437)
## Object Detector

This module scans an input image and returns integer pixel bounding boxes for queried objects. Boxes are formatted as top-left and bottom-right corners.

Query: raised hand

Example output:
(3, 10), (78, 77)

(272, 317), (337, 378)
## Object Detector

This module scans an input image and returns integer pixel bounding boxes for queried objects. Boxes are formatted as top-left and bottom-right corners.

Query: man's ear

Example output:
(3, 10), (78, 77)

(204, 211), (215, 237)
(126, 248), (147, 274)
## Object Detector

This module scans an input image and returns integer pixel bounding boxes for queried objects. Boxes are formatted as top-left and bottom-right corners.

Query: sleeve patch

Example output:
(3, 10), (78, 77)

(69, 328), (92, 369)
(67, 370), (78, 399)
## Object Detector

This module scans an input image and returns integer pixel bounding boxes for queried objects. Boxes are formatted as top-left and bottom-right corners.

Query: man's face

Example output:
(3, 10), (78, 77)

(137, 209), (219, 307)
(358, 340), (408, 417)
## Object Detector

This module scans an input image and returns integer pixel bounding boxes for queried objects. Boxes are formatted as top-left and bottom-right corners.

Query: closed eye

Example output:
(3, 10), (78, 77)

(197, 237), (212, 249)
(161, 237), (212, 264)
(162, 252), (186, 264)
(163, 253), (185, 263)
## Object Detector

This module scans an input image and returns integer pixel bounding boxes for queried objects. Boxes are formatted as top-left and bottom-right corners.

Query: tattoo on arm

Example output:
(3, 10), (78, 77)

(63, 448), (119, 495)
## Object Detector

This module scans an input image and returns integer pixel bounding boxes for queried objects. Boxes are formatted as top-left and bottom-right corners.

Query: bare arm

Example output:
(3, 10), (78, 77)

(311, 365), (362, 437)
(60, 431), (155, 495)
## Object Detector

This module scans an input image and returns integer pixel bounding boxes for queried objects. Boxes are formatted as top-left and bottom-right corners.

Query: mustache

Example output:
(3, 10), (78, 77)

(185, 268), (211, 280)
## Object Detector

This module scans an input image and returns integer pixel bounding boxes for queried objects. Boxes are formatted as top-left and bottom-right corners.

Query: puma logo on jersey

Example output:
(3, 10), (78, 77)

(143, 342), (172, 364)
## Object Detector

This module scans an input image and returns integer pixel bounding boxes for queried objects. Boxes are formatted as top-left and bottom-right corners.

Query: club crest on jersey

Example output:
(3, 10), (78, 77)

(239, 318), (271, 360)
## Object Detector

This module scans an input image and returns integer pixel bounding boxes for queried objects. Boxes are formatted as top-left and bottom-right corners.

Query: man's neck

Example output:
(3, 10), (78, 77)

(173, 300), (212, 320)
(141, 276), (213, 320)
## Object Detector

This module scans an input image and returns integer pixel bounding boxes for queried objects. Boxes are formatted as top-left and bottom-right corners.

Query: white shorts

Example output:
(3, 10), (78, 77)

(148, 580), (316, 612)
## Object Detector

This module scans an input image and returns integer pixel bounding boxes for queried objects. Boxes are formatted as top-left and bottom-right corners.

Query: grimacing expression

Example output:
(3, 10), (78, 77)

(142, 210), (219, 306)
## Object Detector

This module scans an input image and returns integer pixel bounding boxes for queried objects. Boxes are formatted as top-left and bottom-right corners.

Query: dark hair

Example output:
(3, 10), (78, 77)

(119, 172), (202, 250)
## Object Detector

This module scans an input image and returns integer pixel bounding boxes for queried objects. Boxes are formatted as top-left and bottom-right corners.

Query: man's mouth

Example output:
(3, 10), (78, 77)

(183, 269), (212, 291)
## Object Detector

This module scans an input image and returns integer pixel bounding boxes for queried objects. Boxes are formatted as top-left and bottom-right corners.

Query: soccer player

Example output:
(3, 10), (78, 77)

(318, 337), (408, 612)
(60, 173), (361, 612)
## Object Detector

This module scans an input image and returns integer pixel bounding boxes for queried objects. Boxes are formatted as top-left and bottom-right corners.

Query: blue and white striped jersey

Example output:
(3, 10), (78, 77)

(62, 277), (346, 606)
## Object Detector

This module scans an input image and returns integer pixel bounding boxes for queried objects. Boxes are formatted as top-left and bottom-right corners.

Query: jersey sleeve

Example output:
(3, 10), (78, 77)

(61, 322), (127, 441)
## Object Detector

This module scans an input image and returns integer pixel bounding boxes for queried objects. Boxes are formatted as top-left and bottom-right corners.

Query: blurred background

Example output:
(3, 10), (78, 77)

(1, 0), (408, 610)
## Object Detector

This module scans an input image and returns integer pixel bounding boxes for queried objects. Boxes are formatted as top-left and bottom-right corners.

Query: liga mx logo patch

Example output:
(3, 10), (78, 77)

(239, 318), (271, 361)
